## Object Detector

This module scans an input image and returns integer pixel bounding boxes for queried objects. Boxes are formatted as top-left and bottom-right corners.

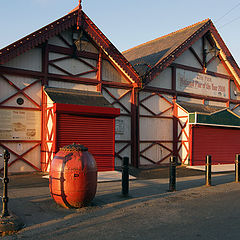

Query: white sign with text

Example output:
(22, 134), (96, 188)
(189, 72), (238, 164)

(176, 69), (229, 98)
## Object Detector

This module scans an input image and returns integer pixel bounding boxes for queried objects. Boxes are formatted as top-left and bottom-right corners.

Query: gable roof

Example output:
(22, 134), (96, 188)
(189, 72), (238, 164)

(123, 19), (240, 85)
(0, 7), (140, 85)
(177, 101), (240, 128)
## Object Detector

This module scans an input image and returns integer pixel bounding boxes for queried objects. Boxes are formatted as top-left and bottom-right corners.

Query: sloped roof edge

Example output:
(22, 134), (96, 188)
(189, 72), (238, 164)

(145, 20), (212, 84)
(0, 8), (140, 85)
(146, 20), (240, 85)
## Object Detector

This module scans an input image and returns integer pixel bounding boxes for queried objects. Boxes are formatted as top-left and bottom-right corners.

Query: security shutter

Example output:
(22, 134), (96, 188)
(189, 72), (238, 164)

(57, 113), (115, 171)
(191, 125), (240, 165)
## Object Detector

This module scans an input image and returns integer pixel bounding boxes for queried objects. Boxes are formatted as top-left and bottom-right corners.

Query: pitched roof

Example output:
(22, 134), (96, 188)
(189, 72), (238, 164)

(0, 7), (140, 85)
(123, 19), (209, 77)
(123, 19), (240, 85)
(189, 109), (240, 128)
(45, 87), (113, 108)
(177, 101), (226, 114)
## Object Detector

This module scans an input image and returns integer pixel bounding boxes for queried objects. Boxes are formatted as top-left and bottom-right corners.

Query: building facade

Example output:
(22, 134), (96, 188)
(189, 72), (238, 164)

(1, 9), (240, 173)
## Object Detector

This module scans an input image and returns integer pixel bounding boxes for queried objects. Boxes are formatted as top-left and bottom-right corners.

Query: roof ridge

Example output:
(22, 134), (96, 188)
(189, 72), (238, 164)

(122, 18), (210, 55)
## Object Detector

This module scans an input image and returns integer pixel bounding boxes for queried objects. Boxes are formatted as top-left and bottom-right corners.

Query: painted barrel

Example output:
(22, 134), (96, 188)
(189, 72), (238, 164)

(49, 143), (97, 208)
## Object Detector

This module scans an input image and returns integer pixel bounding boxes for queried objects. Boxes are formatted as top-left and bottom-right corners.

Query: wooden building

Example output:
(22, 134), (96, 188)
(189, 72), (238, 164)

(123, 19), (240, 167)
(0, 6), (140, 172)
(1, 5), (240, 173)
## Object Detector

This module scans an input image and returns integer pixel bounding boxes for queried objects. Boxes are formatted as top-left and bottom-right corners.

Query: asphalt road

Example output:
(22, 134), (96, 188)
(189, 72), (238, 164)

(2, 173), (240, 239)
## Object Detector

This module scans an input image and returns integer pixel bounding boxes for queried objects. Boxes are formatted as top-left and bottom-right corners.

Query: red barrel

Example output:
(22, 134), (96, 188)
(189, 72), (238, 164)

(49, 143), (97, 208)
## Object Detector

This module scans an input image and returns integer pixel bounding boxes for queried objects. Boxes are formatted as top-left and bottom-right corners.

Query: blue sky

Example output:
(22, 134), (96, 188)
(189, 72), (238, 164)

(1, 0), (240, 66)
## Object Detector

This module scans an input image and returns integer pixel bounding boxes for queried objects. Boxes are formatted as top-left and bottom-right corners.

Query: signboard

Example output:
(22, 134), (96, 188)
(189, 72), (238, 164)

(115, 119), (124, 135)
(176, 69), (229, 98)
(0, 109), (41, 140)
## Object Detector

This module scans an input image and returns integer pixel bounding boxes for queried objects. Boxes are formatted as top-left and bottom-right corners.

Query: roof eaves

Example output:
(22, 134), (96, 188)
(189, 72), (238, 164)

(81, 12), (141, 85)
(0, 11), (78, 65)
(144, 19), (212, 85)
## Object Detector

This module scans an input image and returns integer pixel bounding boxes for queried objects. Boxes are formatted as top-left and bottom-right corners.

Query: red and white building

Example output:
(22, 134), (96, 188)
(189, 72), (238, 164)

(123, 18), (240, 168)
(0, 6), (140, 172)
(1, 6), (240, 173)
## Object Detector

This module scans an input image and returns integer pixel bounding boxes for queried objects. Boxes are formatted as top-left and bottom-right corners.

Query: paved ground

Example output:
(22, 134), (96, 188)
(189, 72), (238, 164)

(1, 169), (240, 239)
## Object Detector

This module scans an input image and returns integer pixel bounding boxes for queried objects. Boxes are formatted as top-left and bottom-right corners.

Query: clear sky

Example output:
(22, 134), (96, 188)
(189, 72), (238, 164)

(1, 0), (240, 66)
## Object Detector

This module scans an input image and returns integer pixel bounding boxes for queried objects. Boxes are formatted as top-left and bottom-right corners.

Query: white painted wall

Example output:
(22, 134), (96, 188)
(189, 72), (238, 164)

(48, 80), (97, 92)
(148, 67), (172, 89)
(3, 48), (42, 71)
(174, 48), (202, 68)
(102, 60), (129, 83)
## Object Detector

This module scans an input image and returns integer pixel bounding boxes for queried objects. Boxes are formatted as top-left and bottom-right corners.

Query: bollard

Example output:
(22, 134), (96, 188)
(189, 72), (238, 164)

(169, 156), (176, 192)
(205, 155), (212, 186)
(122, 157), (129, 196)
(235, 154), (240, 182)
(1, 149), (10, 217)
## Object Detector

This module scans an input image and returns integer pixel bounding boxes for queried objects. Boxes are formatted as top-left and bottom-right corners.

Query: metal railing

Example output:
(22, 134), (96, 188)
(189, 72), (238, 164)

(0, 149), (10, 218)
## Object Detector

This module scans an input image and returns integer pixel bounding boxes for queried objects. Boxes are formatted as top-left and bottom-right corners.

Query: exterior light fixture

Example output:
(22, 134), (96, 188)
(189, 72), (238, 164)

(203, 45), (221, 71)
(73, 29), (89, 52)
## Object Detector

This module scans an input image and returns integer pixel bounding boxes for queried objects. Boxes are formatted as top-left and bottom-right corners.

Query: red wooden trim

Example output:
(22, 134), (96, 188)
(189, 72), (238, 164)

(157, 152), (172, 164)
(115, 140), (131, 144)
(77, 57), (97, 70)
(140, 154), (156, 164)
(145, 20), (212, 84)
(173, 98), (178, 158)
(139, 102), (157, 116)
(0, 142), (41, 171)
(49, 55), (71, 64)
(74, 69), (97, 77)
(102, 87), (131, 114)
(54, 102), (120, 117)
(48, 44), (101, 61)
(171, 66), (176, 91)
(156, 93), (173, 106)
(172, 63), (233, 80)
(131, 87), (138, 167)
(58, 34), (72, 48)
(53, 110), (57, 156)
(42, 41), (49, 86)
(0, 66), (44, 77)
(189, 124), (193, 166)
(81, 12), (140, 84)
(41, 88), (46, 171)
(97, 49), (103, 92)
(189, 47), (204, 67)
(0, 74), (41, 109)
(139, 92), (156, 103)
(49, 62), (74, 76)
(139, 115), (173, 119)
(206, 55), (217, 67)
(0, 106), (41, 111)
(231, 104), (240, 111)
(140, 140), (173, 143)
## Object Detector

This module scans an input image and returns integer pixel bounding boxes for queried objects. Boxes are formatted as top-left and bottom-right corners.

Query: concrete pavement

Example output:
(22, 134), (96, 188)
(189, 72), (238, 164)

(1, 171), (240, 239)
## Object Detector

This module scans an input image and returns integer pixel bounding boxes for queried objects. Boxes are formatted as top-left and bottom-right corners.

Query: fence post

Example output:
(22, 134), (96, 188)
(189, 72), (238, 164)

(122, 157), (129, 196)
(1, 149), (10, 217)
(205, 155), (212, 186)
(169, 156), (176, 192)
(235, 154), (240, 182)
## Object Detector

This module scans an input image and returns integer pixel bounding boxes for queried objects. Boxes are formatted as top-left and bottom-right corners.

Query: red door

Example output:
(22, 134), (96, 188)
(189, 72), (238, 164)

(191, 125), (240, 165)
(57, 113), (115, 171)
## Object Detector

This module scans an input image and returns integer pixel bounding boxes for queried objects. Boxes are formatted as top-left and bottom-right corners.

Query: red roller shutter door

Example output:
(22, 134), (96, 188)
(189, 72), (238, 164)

(57, 113), (115, 171)
(191, 125), (240, 165)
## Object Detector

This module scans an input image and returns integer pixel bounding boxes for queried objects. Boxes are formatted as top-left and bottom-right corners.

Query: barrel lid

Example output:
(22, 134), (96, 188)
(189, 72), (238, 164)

(60, 143), (88, 152)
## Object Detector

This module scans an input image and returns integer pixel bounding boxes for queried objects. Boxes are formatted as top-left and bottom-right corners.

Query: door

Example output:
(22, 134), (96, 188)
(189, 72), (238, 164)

(57, 113), (115, 171)
(191, 125), (240, 165)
